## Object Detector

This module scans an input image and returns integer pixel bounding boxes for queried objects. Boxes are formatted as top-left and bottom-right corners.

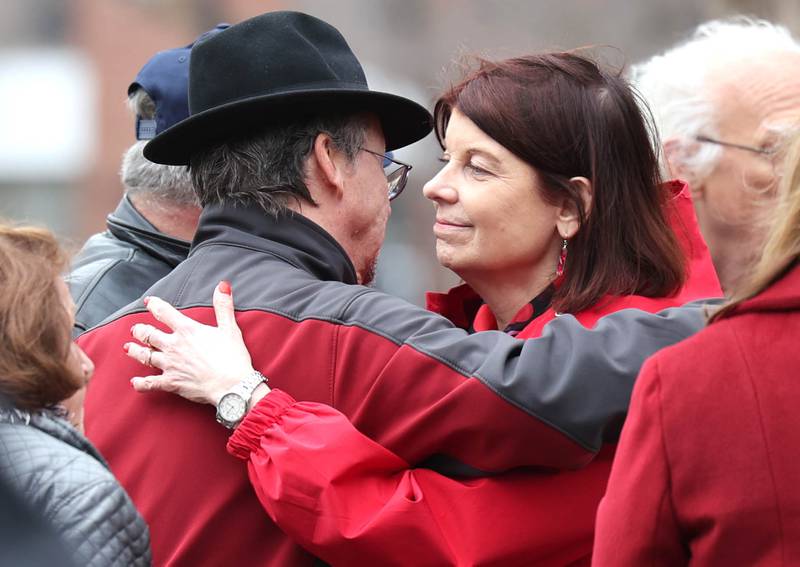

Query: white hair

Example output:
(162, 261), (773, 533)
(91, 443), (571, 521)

(630, 16), (800, 182)
(119, 89), (198, 206)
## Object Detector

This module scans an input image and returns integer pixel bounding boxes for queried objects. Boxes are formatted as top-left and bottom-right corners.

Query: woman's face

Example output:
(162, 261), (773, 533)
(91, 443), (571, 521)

(56, 278), (94, 432)
(423, 108), (563, 284)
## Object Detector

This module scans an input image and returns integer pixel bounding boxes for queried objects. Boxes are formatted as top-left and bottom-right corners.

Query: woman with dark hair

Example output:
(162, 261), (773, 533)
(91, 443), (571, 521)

(125, 52), (719, 565)
(0, 225), (151, 567)
(593, 133), (800, 564)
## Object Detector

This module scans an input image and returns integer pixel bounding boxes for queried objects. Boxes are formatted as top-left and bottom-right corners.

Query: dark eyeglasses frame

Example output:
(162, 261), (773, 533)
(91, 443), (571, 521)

(695, 135), (778, 157)
(360, 147), (413, 200)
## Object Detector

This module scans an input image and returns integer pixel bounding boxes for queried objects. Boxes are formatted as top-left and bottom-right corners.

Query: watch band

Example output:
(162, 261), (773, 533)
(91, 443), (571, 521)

(233, 370), (268, 405)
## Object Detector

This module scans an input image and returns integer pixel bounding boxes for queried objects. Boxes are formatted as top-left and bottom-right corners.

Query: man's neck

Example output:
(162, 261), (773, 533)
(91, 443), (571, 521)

(286, 201), (370, 284)
(128, 193), (201, 242)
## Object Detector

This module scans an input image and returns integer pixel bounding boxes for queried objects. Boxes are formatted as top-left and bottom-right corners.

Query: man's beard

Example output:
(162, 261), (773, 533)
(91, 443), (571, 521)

(358, 254), (379, 286)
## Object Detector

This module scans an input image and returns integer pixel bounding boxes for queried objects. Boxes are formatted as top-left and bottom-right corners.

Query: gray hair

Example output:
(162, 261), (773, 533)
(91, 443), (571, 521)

(189, 113), (368, 216)
(120, 89), (197, 206)
(630, 16), (800, 182)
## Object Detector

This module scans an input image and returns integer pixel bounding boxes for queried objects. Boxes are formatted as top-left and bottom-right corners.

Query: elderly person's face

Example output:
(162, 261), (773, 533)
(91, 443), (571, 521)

(691, 53), (800, 286)
(423, 108), (564, 287)
(56, 277), (94, 432)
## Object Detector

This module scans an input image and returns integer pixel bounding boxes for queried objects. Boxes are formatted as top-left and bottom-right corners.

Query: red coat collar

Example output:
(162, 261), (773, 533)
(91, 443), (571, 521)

(726, 261), (800, 317)
(425, 283), (482, 330)
(663, 180), (723, 303)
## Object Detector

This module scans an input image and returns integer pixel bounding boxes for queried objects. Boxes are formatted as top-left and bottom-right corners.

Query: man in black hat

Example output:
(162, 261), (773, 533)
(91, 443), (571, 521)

(67, 25), (227, 338)
(79, 11), (709, 566)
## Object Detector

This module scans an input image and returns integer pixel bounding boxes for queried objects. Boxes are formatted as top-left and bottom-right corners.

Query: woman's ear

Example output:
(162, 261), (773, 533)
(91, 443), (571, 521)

(555, 176), (593, 239)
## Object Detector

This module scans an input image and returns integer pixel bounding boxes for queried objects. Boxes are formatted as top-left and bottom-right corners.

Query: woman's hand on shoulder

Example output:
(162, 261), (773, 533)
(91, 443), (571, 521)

(124, 281), (255, 406)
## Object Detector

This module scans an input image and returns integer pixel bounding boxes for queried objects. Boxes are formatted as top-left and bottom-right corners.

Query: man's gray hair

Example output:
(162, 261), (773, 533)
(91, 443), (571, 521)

(630, 16), (800, 181)
(189, 113), (369, 216)
(120, 89), (197, 206)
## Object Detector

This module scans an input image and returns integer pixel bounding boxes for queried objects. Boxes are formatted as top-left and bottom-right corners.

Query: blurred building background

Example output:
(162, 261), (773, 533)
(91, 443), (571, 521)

(1, 0), (798, 304)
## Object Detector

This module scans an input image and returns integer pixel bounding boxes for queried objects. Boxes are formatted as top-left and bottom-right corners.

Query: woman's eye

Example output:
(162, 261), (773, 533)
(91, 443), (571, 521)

(466, 162), (490, 177)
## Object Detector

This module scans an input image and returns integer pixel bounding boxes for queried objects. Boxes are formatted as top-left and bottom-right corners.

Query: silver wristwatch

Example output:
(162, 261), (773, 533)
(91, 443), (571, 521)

(215, 370), (268, 429)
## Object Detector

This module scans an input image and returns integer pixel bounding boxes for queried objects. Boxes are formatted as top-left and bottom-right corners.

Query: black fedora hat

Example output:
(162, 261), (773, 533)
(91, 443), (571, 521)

(144, 11), (433, 165)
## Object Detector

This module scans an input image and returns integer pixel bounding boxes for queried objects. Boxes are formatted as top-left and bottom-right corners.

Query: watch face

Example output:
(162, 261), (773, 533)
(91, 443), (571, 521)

(218, 393), (247, 423)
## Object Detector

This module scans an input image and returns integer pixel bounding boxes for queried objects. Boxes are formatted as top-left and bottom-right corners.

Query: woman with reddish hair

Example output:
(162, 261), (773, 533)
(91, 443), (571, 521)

(0, 225), (151, 566)
(126, 52), (720, 565)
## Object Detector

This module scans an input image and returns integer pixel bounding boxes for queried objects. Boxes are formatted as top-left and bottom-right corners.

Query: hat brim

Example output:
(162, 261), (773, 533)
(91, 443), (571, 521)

(144, 89), (433, 165)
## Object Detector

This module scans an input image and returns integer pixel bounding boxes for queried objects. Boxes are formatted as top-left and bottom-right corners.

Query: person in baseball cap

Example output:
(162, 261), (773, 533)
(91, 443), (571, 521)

(67, 24), (228, 337)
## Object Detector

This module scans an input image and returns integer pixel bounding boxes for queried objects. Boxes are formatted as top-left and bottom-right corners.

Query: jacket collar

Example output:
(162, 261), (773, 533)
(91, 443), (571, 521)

(663, 179), (723, 301)
(191, 201), (358, 285)
(727, 260), (800, 317)
(426, 282), (555, 334)
(471, 285), (554, 335)
(106, 195), (191, 268)
(426, 283), (483, 329)
(0, 406), (109, 468)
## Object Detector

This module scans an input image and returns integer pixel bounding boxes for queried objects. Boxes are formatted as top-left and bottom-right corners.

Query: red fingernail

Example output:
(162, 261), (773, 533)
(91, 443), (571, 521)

(143, 297), (150, 306)
(219, 281), (232, 295)
(123, 343), (130, 353)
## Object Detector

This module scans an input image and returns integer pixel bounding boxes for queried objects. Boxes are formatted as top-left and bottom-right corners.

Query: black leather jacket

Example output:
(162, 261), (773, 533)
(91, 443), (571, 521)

(67, 196), (190, 338)
(0, 406), (151, 566)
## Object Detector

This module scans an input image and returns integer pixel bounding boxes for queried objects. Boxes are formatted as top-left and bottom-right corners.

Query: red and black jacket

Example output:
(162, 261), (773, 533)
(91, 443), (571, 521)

(81, 195), (718, 567)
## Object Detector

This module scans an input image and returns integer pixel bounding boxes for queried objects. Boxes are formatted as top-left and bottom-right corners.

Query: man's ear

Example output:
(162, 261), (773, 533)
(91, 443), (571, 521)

(309, 133), (346, 201)
(555, 176), (592, 239)
(663, 137), (704, 198)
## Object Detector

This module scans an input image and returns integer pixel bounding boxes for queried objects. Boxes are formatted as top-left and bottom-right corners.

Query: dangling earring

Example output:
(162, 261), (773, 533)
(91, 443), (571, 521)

(556, 239), (568, 277)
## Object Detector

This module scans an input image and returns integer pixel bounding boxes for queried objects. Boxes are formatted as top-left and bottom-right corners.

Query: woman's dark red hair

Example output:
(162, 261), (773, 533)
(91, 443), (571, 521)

(434, 53), (686, 313)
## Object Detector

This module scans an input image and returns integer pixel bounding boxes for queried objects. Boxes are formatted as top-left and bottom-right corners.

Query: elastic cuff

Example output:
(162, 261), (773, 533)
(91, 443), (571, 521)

(226, 389), (297, 460)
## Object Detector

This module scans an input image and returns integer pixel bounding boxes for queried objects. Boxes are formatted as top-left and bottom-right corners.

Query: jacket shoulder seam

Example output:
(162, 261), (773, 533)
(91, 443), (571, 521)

(469, 370), (593, 455)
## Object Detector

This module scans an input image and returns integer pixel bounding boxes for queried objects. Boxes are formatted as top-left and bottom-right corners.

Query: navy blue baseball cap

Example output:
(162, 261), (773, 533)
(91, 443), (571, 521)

(129, 23), (229, 140)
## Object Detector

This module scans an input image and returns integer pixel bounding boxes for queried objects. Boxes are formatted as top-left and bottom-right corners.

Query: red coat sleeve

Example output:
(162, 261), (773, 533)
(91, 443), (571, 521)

(592, 357), (687, 566)
(229, 389), (609, 567)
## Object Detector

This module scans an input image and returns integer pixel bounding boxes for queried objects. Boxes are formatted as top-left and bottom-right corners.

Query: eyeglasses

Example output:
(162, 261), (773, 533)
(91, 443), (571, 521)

(695, 135), (778, 157)
(360, 148), (413, 200)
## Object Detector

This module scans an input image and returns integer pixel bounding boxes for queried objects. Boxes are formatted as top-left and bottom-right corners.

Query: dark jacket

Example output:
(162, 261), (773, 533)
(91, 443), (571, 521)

(67, 196), (190, 338)
(0, 470), (77, 567)
(0, 407), (151, 566)
(594, 261), (800, 566)
(80, 202), (713, 567)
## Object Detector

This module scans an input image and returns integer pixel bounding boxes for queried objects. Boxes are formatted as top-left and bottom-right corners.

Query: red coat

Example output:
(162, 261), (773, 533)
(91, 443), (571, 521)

(594, 262), (800, 566)
(224, 182), (722, 566)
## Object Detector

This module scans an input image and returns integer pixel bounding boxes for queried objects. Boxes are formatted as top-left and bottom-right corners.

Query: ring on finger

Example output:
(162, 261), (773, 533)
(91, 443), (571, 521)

(147, 348), (153, 367)
(143, 331), (152, 347)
